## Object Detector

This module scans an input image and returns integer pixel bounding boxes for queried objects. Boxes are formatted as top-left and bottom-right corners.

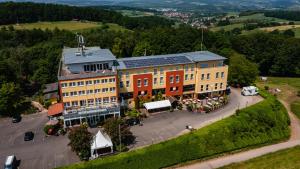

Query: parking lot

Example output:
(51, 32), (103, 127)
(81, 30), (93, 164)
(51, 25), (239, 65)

(0, 112), (79, 169)
(130, 88), (263, 148)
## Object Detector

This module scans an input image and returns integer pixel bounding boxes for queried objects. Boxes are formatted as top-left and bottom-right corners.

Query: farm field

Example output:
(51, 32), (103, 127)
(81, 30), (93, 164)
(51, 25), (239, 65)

(119, 10), (154, 17)
(220, 146), (300, 169)
(259, 24), (300, 32)
(2, 21), (127, 32)
(210, 23), (244, 31)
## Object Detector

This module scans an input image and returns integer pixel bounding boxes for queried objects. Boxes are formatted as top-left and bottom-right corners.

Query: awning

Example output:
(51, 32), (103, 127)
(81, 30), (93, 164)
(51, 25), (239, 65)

(143, 100), (171, 110)
(91, 130), (113, 151)
(48, 103), (64, 116)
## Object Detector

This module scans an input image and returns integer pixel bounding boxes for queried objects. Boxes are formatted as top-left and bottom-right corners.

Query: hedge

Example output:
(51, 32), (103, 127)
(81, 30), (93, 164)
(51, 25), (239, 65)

(59, 91), (290, 169)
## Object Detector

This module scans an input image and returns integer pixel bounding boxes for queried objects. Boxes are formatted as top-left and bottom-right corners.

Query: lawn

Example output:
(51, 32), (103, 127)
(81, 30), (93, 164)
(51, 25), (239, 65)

(219, 146), (300, 169)
(3, 21), (127, 32)
(58, 91), (290, 169)
(119, 10), (154, 17)
(210, 23), (244, 32)
(291, 100), (300, 119)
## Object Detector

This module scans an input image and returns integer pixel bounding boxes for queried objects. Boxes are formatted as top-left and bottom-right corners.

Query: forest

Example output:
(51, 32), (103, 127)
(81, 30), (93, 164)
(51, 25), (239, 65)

(264, 10), (300, 21)
(0, 2), (300, 117)
(0, 2), (173, 29)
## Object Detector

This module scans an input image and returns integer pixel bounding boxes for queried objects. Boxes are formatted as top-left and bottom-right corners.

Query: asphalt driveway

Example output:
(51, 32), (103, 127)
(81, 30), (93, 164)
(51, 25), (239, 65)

(130, 88), (263, 148)
(0, 112), (79, 169)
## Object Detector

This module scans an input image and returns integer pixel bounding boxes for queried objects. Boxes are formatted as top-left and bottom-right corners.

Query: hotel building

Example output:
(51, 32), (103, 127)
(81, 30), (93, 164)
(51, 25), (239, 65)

(58, 46), (228, 127)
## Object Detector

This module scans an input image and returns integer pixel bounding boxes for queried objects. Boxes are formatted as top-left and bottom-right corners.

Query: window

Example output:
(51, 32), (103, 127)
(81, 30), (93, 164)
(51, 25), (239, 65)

(126, 72), (129, 79)
(154, 78), (157, 85)
(207, 73), (210, 80)
(144, 69), (147, 73)
(85, 80), (92, 85)
(216, 72), (219, 79)
(103, 97), (109, 104)
(78, 90), (85, 96)
(220, 83), (223, 89)
(80, 100), (86, 106)
(201, 85), (204, 92)
(170, 76), (174, 83)
(191, 65), (194, 71)
(185, 65), (189, 72)
(110, 87), (116, 92)
(176, 75), (180, 83)
(86, 90), (93, 94)
(144, 79), (148, 86)
(94, 80), (100, 84)
(84, 65), (90, 72)
(160, 77), (164, 85)
(221, 72), (225, 78)
(160, 68), (164, 75)
(72, 101), (78, 107)
(200, 63), (209, 68)
(126, 81), (130, 87)
(95, 98), (101, 105)
(137, 79), (141, 87)
(215, 83), (218, 90)
(111, 97), (117, 103)
(206, 84), (209, 91)
(61, 83), (67, 88)
(185, 74), (188, 81)
(190, 74), (194, 80)
(120, 81), (124, 88)
(102, 88), (109, 93)
(69, 82), (76, 87)
(77, 81), (84, 86)
(176, 66), (179, 70)
(70, 91), (78, 96)
(103, 63), (109, 70)
(154, 69), (157, 75)
(94, 89), (101, 93)
(109, 78), (115, 83)
(201, 74), (205, 80)
(64, 102), (70, 107)
(87, 99), (94, 106)
(62, 92), (69, 97)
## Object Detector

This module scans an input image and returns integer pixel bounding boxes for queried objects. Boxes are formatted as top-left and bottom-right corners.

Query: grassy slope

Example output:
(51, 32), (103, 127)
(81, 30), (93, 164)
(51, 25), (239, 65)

(58, 91), (290, 169)
(291, 100), (300, 119)
(219, 146), (300, 169)
(3, 21), (127, 32)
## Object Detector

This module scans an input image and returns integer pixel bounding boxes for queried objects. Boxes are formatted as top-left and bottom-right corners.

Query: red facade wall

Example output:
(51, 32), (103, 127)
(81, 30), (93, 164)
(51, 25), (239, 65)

(165, 70), (184, 96)
(133, 74), (153, 98)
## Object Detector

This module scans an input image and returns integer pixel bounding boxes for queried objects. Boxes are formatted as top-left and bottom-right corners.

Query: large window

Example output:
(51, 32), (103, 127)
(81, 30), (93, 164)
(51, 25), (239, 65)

(72, 101), (78, 107)
(170, 76), (174, 83)
(201, 74), (205, 80)
(85, 80), (93, 85)
(160, 68), (164, 75)
(62, 92), (69, 97)
(64, 102), (71, 108)
(80, 100), (86, 106)
(176, 75), (180, 83)
(78, 90), (85, 96)
(154, 68), (157, 75)
(103, 97), (109, 104)
(126, 81), (130, 87)
(207, 73), (210, 80)
(87, 99), (94, 106)
(137, 79), (141, 87)
(111, 97), (117, 103)
(95, 98), (101, 105)
(160, 77), (164, 85)
(102, 88), (109, 93)
(69, 82), (76, 87)
(144, 78), (148, 86)
(215, 83), (218, 90)
(190, 74), (194, 80)
(216, 72), (219, 79)
(120, 81), (124, 88)
(77, 81), (84, 86)
(185, 74), (188, 81)
(110, 87), (116, 92)
(94, 89), (101, 93)
(221, 72), (225, 78)
(61, 83), (68, 88)
(154, 78), (157, 85)
(94, 80), (100, 84)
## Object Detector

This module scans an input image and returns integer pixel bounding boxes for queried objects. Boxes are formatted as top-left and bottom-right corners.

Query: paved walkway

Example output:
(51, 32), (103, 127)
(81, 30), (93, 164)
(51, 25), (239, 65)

(131, 88), (262, 149)
(177, 100), (300, 169)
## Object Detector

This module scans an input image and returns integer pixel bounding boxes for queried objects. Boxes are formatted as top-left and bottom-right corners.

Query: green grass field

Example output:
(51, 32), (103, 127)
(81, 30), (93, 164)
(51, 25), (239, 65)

(210, 23), (244, 31)
(291, 100), (300, 119)
(3, 21), (127, 32)
(119, 10), (154, 17)
(232, 13), (293, 23)
(219, 146), (300, 169)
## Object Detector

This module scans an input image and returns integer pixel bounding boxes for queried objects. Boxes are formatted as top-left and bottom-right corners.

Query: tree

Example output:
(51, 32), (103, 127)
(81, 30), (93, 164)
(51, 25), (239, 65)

(228, 53), (259, 87)
(283, 29), (295, 37)
(102, 118), (135, 150)
(68, 125), (92, 160)
(132, 41), (154, 56)
(0, 83), (23, 117)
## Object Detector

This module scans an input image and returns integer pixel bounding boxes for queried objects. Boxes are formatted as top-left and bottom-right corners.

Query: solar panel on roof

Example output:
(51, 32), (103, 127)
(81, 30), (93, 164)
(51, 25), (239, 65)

(123, 56), (192, 69)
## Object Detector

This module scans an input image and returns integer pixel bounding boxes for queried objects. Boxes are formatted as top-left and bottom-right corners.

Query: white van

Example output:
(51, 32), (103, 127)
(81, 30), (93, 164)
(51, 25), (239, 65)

(242, 86), (259, 96)
(4, 155), (17, 169)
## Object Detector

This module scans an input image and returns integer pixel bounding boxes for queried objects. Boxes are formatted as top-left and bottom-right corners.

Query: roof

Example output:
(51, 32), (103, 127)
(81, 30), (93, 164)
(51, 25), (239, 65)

(144, 100), (171, 110)
(63, 47), (116, 65)
(117, 51), (226, 69)
(44, 93), (58, 100)
(43, 82), (58, 93)
(48, 103), (64, 116)
(91, 130), (113, 150)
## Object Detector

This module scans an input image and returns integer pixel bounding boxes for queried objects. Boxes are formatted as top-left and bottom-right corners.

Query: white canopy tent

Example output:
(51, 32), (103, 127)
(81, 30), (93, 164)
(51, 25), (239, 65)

(143, 100), (171, 110)
(91, 130), (113, 159)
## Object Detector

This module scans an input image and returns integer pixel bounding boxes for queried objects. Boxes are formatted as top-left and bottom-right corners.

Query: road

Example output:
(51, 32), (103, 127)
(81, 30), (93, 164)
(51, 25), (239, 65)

(130, 88), (262, 149)
(176, 100), (300, 169)
(0, 112), (79, 169)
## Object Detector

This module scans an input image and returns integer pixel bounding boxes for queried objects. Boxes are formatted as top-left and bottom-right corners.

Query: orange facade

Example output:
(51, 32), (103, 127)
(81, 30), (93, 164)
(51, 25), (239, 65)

(165, 70), (184, 96)
(133, 73), (153, 98)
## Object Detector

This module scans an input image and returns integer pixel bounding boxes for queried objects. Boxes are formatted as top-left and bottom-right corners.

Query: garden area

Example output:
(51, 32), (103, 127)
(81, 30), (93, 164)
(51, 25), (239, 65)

(58, 90), (290, 169)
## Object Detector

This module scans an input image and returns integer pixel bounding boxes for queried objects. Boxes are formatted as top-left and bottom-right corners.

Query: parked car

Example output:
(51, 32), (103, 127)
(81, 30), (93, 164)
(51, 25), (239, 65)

(4, 155), (18, 169)
(12, 116), (21, 123)
(126, 118), (140, 126)
(241, 86), (259, 96)
(24, 131), (34, 141)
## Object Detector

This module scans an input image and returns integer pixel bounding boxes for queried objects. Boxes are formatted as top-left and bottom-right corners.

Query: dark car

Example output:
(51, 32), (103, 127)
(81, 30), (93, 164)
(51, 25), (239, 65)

(12, 116), (21, 123)
(24, 131), (34, 141)
(126, 118), (140, 126)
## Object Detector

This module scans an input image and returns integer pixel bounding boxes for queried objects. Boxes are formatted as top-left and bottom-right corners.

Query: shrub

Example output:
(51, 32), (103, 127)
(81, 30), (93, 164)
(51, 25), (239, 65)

(44, 125), (55, 135)
(264, 86), (269, 90)
(60, 93), (290, 169)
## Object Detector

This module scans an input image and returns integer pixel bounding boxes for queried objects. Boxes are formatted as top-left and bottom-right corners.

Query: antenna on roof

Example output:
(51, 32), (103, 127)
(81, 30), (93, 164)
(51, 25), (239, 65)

(76, 33), (85, 56)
